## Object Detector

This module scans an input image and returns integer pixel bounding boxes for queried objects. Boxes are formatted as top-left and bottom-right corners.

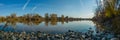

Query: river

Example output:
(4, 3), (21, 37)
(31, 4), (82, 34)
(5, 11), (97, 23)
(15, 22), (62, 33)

(0, 20), (120, 40)
(0, 21), (97, 34)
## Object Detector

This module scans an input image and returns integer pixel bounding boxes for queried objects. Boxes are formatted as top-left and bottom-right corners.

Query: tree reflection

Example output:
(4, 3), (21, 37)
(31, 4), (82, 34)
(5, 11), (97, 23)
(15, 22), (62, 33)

(0, 13), (89, 27)
(111, 18), (120, 35)
(61, 15), (64, 24)
(93, 18), (120, 35)
(50, 14), (57, 25)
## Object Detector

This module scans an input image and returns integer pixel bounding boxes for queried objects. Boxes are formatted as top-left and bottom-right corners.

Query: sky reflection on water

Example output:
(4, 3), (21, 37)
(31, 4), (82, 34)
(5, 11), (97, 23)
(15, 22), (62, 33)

(0, 21), (96, 34)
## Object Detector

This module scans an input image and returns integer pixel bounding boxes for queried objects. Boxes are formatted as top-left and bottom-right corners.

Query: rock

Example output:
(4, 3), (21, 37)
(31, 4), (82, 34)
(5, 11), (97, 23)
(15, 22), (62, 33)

(12, 36), (17, 40)
(81, 35), (86, 38)
(110, 38), (119, 40)
(0, 30), (119, 40)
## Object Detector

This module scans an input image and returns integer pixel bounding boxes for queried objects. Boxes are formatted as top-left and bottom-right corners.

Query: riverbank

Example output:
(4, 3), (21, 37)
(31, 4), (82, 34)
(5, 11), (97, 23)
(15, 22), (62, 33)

(0, 29), (119, 40)
(93, 0), (120, 36)
(93, 16), (120, 35)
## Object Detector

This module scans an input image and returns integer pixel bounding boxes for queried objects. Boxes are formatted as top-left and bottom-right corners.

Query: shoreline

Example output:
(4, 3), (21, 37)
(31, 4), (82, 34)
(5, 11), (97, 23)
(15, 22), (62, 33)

(0, 29), (119, 40)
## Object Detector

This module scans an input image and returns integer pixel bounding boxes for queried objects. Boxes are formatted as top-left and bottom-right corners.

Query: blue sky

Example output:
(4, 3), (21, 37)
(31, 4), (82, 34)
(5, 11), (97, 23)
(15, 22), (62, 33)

(0, 0), (97, 18)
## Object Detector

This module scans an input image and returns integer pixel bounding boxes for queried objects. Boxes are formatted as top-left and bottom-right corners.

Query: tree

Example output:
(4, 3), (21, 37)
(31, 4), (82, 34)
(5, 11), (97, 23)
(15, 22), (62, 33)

(11, 13), (16, 18)
(61, 15), (64, 20)
(50, 14), (57, 21)
(95, 0), (119, 18)
(61, 15), (64, 24)
(50, 14), (57, 25)
(45, 13), (49, 20)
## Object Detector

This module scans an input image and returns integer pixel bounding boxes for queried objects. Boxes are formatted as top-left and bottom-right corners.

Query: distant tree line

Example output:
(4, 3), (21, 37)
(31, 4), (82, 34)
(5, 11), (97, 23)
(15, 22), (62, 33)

(0, 13), (90, 26)
(0, 13), (88, 22)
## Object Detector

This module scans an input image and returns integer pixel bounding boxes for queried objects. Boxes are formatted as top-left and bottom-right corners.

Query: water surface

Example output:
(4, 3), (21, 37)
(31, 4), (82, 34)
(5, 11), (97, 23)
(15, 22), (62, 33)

(0, 21), (96, 34)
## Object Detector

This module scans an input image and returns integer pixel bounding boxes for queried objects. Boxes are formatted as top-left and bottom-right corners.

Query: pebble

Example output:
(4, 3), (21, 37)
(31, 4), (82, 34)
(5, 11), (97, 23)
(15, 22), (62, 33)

(0, 29), (119, 40)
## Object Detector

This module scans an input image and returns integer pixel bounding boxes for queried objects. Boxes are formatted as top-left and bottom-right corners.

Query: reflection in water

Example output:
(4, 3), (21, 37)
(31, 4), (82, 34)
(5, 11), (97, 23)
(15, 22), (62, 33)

(0, 14), (120, 38)
(111, 18), (120, 35)
(1, 19), (120, 35)
(0, 18), (73, 27)
(45, 20), (49, 26)
(93, 18), (120, 37)
(0, 20), (119, 40)
(0, 18), (71, 33)
(0, 20), (94, 33)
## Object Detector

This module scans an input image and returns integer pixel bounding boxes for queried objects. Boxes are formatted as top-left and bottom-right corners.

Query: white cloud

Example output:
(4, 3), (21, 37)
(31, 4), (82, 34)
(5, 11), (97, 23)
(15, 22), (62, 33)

(101, 0), (103, 2)
(31, 6), (37, 12)
(22, 0), (30, 10)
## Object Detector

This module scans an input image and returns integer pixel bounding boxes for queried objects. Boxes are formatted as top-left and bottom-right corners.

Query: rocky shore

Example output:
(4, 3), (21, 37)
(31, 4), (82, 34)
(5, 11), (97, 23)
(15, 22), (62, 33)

(0, 28), (120, 40)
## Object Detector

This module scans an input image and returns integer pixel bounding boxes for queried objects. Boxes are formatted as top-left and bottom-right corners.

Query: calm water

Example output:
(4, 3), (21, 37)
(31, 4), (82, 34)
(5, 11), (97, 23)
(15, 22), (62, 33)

(0, 21), (96, 34)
